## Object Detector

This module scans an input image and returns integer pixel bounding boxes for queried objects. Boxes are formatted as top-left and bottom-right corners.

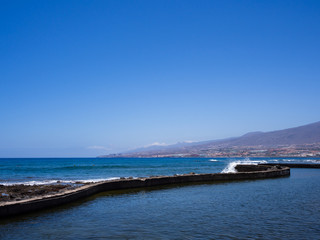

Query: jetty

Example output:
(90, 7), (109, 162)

(0, 164), (291, 218)
(260, 163), (320, 168)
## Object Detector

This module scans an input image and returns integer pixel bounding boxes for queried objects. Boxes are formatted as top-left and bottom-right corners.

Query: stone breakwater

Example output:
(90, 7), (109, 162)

(260, 163), (320, 168)
(0, 164), (290, 218)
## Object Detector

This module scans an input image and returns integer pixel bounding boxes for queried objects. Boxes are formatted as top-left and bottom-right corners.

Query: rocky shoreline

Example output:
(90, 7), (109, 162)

(0, 164), (291, 218)
(2, 163), (316, 205)
(0, 184), (86, 203)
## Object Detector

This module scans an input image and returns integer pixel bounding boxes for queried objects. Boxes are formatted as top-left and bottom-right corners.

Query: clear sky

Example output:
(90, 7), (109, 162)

(1, 0), (320, 157)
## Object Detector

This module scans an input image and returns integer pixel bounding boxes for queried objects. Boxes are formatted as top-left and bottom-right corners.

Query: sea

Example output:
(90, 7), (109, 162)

(1, 157), (320, 239)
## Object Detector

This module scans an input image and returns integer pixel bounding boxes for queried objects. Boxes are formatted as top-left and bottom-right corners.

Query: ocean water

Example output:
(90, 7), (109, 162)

(0, 157), (229, 185)
(0, 157), (319, 185)
(1, 157), (320, 239)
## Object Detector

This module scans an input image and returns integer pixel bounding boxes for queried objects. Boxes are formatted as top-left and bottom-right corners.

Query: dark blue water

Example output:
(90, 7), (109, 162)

(1, 157), (319, 185)
(1, 158), (320, 239)
(0, 158), (227, 185)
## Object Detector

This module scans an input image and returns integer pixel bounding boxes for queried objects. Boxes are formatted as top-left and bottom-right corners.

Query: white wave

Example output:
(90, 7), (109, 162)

(0, 177), (120, 186)
(271, 159), (320, 164)
(283, 159), (296, 162)
(209, 159), (218, 162)
(305, 159), (320, 163)
(0, 180), (65, 186)
(221, 158), (267, 173)
(78, 177), (120, 183)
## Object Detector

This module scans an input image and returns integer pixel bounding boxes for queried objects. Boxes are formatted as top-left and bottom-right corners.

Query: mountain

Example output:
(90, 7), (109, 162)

(100, 121), (320, 158)
(121, 142), (192, 155)
(221, 121), (320, 147)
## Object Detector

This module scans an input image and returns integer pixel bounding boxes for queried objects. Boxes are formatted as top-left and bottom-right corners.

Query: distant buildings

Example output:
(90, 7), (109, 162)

(100, 143), (320, 158)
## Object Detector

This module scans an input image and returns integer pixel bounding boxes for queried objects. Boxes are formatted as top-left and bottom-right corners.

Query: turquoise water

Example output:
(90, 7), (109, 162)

(1, 158), (320, 239)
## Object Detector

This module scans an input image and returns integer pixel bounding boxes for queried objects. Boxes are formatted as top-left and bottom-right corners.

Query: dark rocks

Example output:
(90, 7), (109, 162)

(235, 164), (271, 172)
(0, 184), (79, 202)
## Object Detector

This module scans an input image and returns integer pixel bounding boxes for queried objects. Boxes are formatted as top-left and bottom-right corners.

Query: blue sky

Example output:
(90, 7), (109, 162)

(1, 0), (320, 157)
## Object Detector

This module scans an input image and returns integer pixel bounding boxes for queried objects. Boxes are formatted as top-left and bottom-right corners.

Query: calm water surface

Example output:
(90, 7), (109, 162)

(1, 166), (320, 239)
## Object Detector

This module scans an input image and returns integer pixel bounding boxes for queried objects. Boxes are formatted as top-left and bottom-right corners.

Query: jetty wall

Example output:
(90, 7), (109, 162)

(0, 165), (290, 218)
(261, 163), (320, 168)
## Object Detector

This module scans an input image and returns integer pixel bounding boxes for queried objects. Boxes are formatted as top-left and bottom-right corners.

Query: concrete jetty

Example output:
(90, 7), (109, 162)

(260, 163), (320, 168)
(0, 164), (290, 218)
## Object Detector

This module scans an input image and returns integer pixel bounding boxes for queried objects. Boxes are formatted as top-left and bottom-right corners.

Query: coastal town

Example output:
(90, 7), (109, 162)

(183, 143), (320, 158)
(104, 143), (320, 158)
(102, 121), (320, 159)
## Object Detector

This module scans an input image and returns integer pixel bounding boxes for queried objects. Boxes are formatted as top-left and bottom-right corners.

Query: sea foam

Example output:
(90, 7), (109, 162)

(209, 159), (218, 162)
(221, 158), (267, 173)
(0, 178), (120, 186)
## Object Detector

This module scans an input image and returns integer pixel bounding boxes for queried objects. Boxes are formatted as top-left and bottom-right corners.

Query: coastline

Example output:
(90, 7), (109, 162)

(0, 164), (290, 218)
(0, 184), (86, 203)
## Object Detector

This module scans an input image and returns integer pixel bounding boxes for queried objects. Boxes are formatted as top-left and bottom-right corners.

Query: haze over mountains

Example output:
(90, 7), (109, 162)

(101, 121), (320, 158)
(205, 121), (320, 147)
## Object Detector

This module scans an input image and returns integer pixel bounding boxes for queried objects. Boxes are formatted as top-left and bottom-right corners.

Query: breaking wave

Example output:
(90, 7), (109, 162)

(221, 158), (267, 173)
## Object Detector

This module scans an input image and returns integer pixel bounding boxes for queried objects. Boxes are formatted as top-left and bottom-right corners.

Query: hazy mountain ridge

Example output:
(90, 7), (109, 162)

(100, 121), (320, 158)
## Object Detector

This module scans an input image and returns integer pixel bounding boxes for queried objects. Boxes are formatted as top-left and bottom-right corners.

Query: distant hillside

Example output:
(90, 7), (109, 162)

(202, 121), (320, 147)
(100, 121), (320, 158)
